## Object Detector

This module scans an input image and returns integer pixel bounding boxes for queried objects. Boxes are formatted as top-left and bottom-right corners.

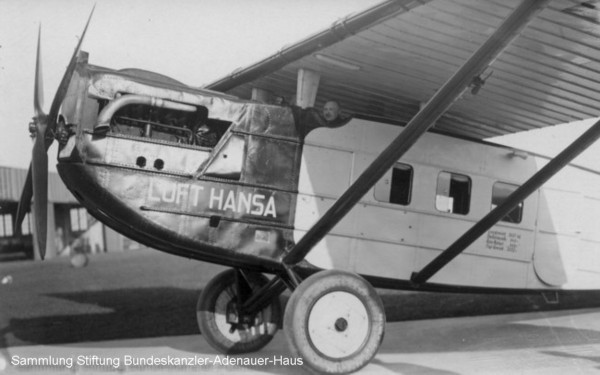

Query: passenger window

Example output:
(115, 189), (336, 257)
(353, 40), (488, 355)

(374, 163), (413, 206)
(492, 182), (523, 223)
(436, 172), (471, 215)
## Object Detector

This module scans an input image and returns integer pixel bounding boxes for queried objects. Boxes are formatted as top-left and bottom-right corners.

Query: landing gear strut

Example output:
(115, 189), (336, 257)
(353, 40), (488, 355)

(198, 268), (384, 373)
(196, 269), (282, 354)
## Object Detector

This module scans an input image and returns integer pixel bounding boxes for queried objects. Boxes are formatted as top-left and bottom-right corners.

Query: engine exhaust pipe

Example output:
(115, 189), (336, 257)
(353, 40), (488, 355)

(94, 94), (196, 134)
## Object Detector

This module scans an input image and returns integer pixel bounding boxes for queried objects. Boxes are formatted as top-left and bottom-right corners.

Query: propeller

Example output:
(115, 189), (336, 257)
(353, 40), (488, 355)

(15, 8), (95, 259)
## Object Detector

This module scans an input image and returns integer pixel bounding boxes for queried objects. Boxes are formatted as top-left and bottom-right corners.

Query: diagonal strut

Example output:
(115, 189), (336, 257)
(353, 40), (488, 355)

(411, 118), (600, 285)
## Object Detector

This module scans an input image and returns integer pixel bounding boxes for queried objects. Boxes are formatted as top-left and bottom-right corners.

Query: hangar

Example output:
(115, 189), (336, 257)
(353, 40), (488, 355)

(0, 166), (141, 260)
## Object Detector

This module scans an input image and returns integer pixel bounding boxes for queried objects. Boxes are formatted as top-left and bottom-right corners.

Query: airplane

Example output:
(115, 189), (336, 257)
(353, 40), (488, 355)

(14, 0), (600, 373)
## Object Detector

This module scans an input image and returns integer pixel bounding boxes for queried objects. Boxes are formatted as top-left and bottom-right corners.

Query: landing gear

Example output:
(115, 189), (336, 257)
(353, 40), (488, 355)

(197, 268), (385, 372)
(283, 270), (386, 374)
(196, 269), (282, 354)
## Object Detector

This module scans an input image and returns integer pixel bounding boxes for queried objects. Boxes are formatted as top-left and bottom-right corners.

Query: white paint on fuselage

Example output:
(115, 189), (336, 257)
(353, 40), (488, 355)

(294, 118), (600, 291)
(147, 180), (277, 218)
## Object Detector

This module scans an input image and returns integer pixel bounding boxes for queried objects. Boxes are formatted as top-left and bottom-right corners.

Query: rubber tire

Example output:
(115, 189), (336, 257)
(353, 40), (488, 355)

(284, 270), (385, 374)
(197, 269), (281, 354)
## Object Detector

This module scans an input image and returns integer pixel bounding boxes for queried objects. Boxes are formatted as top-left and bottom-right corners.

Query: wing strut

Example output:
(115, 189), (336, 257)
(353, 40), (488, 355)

(411, 118), (600, 285)
(282, 0), (551, 266)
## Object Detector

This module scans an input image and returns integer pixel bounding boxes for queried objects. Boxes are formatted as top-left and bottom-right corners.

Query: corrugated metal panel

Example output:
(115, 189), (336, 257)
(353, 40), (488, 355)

(0, 166), (77, 203)
(206, 0), (600, 139)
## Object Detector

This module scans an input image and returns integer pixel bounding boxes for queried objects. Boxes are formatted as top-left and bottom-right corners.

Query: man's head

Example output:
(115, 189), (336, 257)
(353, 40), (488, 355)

(322, 101), (340, 122)
(196, 124), (210, 134)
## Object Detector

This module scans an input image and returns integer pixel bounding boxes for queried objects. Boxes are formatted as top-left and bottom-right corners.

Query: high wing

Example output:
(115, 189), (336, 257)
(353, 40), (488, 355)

(205, 0), (600, 139)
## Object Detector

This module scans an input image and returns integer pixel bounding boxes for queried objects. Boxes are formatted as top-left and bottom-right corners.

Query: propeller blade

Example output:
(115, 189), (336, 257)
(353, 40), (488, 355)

(34, 24), (45, 119)
(20, 6), (94, 259)
(14, 165), (33, 236)
(17, 24), (48, 239)
(46, 6), (95, 137)
(32, 121), (49, 259)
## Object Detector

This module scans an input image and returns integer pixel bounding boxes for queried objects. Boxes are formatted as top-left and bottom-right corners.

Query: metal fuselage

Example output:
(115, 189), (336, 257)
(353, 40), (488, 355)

(58, 59), (301, 273)
(56, 57), (600, 293)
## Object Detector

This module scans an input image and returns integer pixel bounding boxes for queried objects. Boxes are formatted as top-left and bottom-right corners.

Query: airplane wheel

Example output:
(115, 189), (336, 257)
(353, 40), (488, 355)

(284, 270), (385, 374)
(197, 269), (281, 354)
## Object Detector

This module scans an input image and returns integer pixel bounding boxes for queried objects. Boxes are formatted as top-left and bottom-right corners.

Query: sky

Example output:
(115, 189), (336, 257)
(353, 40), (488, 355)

(0, 0), (379, 171)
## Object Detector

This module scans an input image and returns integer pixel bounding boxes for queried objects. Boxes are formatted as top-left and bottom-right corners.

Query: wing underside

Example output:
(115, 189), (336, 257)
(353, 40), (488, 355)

(206, 0), (600, 139)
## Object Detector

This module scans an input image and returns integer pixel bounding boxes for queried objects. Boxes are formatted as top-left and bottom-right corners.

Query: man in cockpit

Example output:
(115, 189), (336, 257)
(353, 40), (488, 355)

(186, 107), (218, 147)
(194, 124), (218, 147)
(322, 100), (341, 122)
(292, 99), (351, 138)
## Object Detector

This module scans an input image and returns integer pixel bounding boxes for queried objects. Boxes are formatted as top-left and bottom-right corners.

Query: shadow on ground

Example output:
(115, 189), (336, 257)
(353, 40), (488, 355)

(2, 287), (198, 347)
(4, 286), (600, 348)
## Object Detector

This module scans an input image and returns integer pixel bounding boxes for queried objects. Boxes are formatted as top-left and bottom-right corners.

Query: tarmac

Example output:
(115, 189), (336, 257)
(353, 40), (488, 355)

(2, 250), (600, 374)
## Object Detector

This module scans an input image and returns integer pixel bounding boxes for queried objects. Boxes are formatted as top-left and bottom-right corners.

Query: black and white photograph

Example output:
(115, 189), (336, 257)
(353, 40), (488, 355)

(2, 0), (600, 374)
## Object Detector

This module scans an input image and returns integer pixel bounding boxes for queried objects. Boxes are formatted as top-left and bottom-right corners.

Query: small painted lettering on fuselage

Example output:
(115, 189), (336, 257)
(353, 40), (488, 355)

(147, 180), (277, 218)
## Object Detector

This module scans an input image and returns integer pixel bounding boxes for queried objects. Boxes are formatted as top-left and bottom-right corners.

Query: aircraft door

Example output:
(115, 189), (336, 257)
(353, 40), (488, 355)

(533, 189), (582, 287)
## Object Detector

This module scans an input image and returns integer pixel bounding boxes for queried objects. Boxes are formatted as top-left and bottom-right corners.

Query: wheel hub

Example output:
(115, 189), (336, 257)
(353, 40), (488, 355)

(307, 291), (370, 359)
(226, 299), (262, 327)
(334, 317), (348, 332)
(226, 301), (239, 324)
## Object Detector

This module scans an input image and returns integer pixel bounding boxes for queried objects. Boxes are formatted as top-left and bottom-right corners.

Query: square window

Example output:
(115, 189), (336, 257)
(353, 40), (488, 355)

(492, 182), (523, 223)
(436, 172), (471, 215)
(374, 163), (413, 206)
(70, 208), (88, 231)
(0, 214), (13, 237)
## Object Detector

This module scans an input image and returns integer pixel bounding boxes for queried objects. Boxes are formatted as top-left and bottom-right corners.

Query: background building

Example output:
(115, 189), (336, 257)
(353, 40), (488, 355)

(0, 166), (141, 261)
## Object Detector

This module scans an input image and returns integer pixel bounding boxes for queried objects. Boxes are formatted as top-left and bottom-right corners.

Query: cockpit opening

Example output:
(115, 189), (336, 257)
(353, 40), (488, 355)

(101, 98), (230, 148)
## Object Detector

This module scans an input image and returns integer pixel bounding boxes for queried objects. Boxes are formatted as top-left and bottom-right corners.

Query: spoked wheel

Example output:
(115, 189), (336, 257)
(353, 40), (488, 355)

(197, 269), (281, 354)
(284, 270), (385, 374)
